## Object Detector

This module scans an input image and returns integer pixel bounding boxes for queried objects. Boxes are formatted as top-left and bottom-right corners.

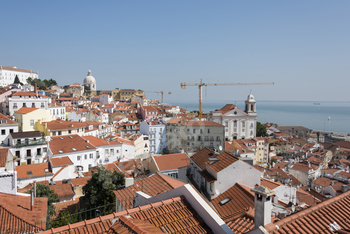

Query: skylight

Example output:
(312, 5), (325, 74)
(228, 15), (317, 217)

(219, 197), (231, 206)
(86, 146), (91, 149)
(69, 136), (73, 139)
(72, 148), (77, 151)
(58, 150), (64, 153)
(209, 160), (219, 165)
(59, 137), (64, 140)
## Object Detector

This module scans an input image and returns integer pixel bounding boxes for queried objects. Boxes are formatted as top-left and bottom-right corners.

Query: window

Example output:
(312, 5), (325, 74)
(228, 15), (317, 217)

(242, 121), (245, 128)
(216, 136), (220, 141)
(89, 153), (93, 159)
(193, 129), (196, 134)
(187, 128), (190, 132)
(32, 103), (35, 108)
(208, 129), (210, 133)
(77, 128), (79, 133)
(77, 156), (81, 161)
(234, 121), (237, 127)
(30, 119), (34, 126)
(41, 103), (44, 108)
(198, 136), (202, 141)
(205, 136), (209, 141)
(200, 129), (203, 134)
(210, 136), (214, 141)
(225, 122), (228, 127)
(23, 103), (26, 107)
(105, 149), (109, 155)
(110, 149), (114, 155)
(1, 130), (5, 135)
(84, 154), (87, 159)
(68, 130), (71, 134)
(52, 132), (56, 136)
(43, 147), (47, 152)
(10, 129), (13, 133)
(58, 131), (62, 135)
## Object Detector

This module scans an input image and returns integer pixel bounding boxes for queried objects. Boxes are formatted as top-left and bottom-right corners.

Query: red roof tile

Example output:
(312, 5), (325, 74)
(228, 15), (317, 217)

(153, 153), (190, 171)
(50, 156), (73, 167)
(15, 162), (52, 179)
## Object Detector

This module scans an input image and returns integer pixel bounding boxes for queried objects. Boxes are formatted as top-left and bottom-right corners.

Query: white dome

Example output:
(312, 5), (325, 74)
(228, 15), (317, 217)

(247, 93), (256, 102)
(83, 70), (96, 85)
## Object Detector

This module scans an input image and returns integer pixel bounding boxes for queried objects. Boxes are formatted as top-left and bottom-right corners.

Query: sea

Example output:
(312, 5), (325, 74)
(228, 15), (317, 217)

(172, 101), (350, 134)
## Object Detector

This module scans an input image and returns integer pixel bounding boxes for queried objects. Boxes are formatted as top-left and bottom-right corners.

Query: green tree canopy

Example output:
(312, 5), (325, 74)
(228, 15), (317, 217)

(256, 121), (268, 137)
(26, 183), (58, 219)
(82, 167), (125, 210)
(14, 75), (23, 85)
(26, 77), (58, 90)
(271, 157), (278, 165)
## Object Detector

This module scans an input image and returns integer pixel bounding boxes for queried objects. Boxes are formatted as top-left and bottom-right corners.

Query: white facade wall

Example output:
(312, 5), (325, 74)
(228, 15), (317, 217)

(0, 66), (38, 87)
(51, 165), (75, 181)
(95, 144), (122, 165)
(17, 174), (53, 189)
(0, 171), (17, 194)
(0, 124), (18, 144)
(7, 96), (50, 116)
(273, 185), (297, 205)
(121, 143), (135, 161)
(48, 150), (97, 173)
(207, 160), (262, 198)
(140, 121), (166, 154)
(49, 106), (66, 120)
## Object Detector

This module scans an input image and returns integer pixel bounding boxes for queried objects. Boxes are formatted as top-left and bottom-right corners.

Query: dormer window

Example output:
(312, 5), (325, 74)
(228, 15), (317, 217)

(58, 150), (64, 153)
(72, 148), (77, 151)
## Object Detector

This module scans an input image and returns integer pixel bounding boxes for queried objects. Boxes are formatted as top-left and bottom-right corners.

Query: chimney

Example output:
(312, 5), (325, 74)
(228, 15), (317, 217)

(30, 189), (34, 211)
(33, 181), (37, 197)
(34, 84), (38, 97)
(251, 185), (275, 228)
(125, 177), (134, 188)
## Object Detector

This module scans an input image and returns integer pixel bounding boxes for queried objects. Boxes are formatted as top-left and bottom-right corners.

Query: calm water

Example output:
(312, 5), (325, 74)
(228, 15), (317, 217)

(174, 101), (350, 134)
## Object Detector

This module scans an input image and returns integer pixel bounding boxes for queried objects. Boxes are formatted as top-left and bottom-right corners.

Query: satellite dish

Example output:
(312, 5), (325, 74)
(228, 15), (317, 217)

(219, 146), (223, 152)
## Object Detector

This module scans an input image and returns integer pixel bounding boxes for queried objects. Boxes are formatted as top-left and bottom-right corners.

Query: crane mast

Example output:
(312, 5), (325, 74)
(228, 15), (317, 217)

(143, 90), (171, 103)
(181, 79), (274, 120)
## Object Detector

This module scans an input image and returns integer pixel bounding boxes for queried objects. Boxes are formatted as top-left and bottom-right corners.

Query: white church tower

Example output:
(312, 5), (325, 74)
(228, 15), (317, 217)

(245, 92), (257, 117)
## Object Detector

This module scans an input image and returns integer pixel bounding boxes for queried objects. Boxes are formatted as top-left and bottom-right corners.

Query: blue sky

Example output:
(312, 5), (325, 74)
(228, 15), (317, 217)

(1, 1), (349, 103)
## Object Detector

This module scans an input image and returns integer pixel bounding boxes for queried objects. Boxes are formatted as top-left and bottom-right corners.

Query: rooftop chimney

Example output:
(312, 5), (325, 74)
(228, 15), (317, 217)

(125, 177), (134, 188)
(30, 189), (34, 211)
(34, 84), (38, 97)
(33, 181), (36, 197)
(251, 185), (275, 229)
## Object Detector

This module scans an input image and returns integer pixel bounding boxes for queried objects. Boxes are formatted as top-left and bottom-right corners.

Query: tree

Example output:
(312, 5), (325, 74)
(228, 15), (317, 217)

(83, 85), (90, 91)
(14, 75), (23, 85)
(82, 167), (125, 211)
(256, 121), (267, 137)
(26, 183), (58, 219)
(271, 157), (278, 165)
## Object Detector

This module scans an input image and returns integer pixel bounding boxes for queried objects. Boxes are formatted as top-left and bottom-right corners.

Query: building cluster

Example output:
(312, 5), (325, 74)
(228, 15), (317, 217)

(1, 66), (350, 234)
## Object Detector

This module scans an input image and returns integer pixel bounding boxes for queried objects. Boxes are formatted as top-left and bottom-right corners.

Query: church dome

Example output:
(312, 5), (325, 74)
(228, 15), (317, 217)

(247, 92), (256, 102)
(83, 70), (96, 85)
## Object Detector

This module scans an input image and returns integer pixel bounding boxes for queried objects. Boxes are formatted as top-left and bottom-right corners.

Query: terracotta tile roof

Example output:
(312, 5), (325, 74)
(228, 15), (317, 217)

(49, 134), (96, 155)
(15, 107), (39, 114)
(322, 168), (341, 174)
(104, 162), (118, 171)
(1, 66), (38, 74)
(12, 92), (37, 96)
(70, 177), (91, 187)
(114, 159), (141, 173)
(10, 131), (42, 139)
(0, 148), (9, 168)
(43, 196), (212, 234)
(186, 120), (224, 127)
(312, 176), (334, 187)
(82, 135), (109, 147)
(190, 147), (217, 170)
(286, 173), (302, 186)
(265, 190), (350, 233)
(108, 215), (163, 233)
(206, 152), (239, 173)
(50, 156), (73, 167)
(0, 192), (47, 233)
(291, 162), (318, 172)
(199, 170), (217, 183)
(114, 173), (185, 210)
(152, 153), (190, 171)
(216, 104), (236, 114)
(50, 183), (74, 197)
(260, 178), (284, 190)
(270, 168), (290, 179)
(43, 120), (86, 131)
(296, 187), (321, 207)
(0, 113), (15, 124)
(212, 183), (255, 220)
(15, 162), (52, 179)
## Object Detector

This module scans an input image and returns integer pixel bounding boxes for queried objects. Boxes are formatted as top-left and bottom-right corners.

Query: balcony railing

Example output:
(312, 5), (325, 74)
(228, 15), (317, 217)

(15, 138), (46, 147)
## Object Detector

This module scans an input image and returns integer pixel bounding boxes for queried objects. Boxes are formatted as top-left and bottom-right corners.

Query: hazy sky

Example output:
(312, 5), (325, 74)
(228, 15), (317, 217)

(1, 1), (349, 103)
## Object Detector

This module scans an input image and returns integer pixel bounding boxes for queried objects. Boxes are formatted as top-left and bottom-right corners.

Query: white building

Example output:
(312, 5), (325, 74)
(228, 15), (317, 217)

(208, 93), (257, 141)
(0, 113), (18, 144)
(140, 120), (166, 154)
(48, 102), (66, 120)
(5, 92), (50, 116)
(0, 66), (38, 87)
(47, 134), (97, 174)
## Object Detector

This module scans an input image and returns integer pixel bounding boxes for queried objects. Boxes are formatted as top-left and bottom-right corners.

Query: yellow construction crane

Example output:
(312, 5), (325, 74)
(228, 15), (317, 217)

(143, 90), (172, 103)
(180, 79), (274, 120)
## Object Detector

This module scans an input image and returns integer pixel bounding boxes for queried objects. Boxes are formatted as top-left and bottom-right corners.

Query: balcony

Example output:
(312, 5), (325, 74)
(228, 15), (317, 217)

(15, 138), (46, 147)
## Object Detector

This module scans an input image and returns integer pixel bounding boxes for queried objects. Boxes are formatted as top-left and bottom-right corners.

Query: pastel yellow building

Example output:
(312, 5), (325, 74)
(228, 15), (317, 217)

(14, 107), (53, 132)
(35, 119), (86, 137)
